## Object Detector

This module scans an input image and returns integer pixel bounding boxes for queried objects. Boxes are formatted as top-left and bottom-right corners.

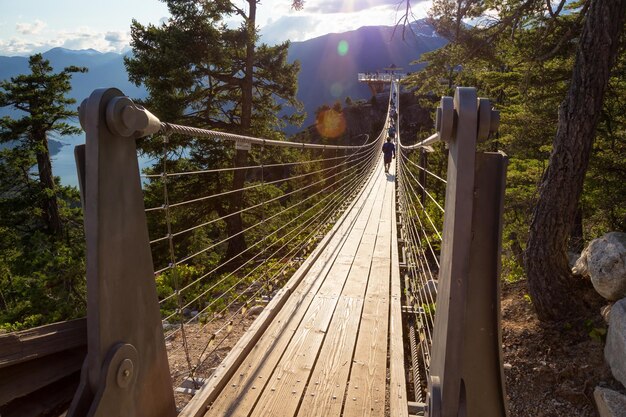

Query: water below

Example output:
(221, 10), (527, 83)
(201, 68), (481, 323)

(51, 133), (156, 187)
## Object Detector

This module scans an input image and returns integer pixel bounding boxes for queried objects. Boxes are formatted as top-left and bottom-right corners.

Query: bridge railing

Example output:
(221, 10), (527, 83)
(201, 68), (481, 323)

(19, 83), (511, 417)
(396, 84), (509, 416)
(66, 88), (382, 416)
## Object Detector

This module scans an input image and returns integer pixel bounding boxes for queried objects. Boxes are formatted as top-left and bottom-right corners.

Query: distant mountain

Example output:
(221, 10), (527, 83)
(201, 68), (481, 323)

(0, 47), (145, 117)
(0, 20), (445, 131)
(287, 20), (446, 130)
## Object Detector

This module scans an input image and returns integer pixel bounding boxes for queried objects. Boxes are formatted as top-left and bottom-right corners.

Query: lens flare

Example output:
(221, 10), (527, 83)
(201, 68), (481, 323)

(316, 108), (346, 139)
(337, 40), (349, 56)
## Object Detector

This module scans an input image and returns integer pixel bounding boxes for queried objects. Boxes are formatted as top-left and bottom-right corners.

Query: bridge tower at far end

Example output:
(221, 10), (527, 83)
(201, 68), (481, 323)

(357, 64), (406, 96)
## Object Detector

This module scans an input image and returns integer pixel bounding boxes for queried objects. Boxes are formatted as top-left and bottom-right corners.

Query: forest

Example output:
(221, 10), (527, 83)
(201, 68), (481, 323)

(0, 0), (624, 342)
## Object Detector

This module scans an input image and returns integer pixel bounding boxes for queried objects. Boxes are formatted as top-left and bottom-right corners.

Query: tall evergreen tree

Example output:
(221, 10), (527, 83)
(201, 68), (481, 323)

(0, 54), (87, 330)
(0, 54), (86, 236)
(405, 0), (626, 321)
(526, 0), (626, 320)
(125, 0), (302, 262)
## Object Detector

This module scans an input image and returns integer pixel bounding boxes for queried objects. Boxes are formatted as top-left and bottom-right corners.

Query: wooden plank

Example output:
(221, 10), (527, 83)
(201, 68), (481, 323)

(0, 318), (86, 369)
(0, 372), (80, 417)
(388, 163), (409, 417)
(296, 165), (387, 417)
(297, 296), (364, 417)
(181, 160), (378, 417)
(201, 162), (384, 417)
(247, 295), (339, 417)
(206, 198), (375, 417)
(342, 261), (390, 417)
(205, 262), (352, 417)
(343, 171), (393, 417)
(248, 164), (387, 417)
(0, 347), (85, 405)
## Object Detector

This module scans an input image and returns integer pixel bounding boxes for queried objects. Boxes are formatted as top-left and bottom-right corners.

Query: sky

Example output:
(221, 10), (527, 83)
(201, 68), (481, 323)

(0, 0), (431, 56)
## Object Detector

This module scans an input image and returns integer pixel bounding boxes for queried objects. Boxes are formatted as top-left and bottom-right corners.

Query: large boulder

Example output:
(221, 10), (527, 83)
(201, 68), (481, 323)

(573, 232), (626, 301)
(605, 298), (626, 388)
(594, 387), (626, 417)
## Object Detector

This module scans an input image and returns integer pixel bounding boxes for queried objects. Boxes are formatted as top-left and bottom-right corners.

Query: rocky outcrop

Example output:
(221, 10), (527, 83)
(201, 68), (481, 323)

(605, 298), (626, 388)
(573, 232), (626, 301)
(594, 387), (626, 417)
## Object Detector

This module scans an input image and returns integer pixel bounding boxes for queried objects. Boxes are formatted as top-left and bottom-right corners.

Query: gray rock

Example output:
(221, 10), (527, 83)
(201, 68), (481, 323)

(189, 310), (200, 322)
(247, 305), (265, 317)
(605, 298), (626, 388)
(162, 320), (178, 332)
(594, 386), (626, 417)
(573, 232), (626, 301)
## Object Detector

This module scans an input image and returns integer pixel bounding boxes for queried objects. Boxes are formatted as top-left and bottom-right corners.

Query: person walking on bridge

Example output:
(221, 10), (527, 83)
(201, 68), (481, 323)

(387, 123), (396, 139)
(382, 137), (395, 174)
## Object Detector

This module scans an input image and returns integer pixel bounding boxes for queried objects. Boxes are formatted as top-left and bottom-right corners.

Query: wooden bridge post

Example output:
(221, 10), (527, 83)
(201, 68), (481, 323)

(427, 87), (508, 417)
(68, 89), (176, 417)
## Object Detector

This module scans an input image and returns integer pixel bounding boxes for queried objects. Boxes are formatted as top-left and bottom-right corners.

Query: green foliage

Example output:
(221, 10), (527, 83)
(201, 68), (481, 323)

(588, 326), (607, 343)
(584, 318), (608, 343)
(405, 0), (626, 282)
(523, 294), (532, 305)
(0, 54), (87, 331)
(125, 0), (303, 146)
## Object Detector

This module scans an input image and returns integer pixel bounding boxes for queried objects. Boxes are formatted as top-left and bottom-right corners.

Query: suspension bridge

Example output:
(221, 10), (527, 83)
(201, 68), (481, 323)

(0, 82), (508, 417)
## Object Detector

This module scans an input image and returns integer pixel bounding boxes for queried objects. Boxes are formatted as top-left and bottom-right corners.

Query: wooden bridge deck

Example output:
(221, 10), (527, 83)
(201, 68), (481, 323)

(186, 160), (407, 417)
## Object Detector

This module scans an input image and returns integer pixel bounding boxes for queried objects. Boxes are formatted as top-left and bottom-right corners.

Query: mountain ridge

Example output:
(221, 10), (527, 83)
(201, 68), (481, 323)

(0, 20), (445, 131)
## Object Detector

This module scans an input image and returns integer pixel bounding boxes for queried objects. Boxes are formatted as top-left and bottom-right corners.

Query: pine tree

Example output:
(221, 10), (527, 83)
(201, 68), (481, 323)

(526, 0), (626, 320)
(405, 0), (626, 321)
(0, 54), (87, 330)
(125, 0), (302, 263)
(0, 54), (86, 236)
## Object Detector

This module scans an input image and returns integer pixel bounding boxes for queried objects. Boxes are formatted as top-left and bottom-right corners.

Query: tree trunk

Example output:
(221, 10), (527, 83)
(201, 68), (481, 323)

(224, 148), (249, 262)
(569, 205), (584, 254)
(224, 0), (256, 262)
(35, 131), (63, 236)
(525, 0), (626, 321)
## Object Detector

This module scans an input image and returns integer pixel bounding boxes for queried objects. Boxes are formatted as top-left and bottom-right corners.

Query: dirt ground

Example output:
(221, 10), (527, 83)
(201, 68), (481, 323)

(166, 311), (259, 411)
(167, 279), (624, 416)
(501, 279), (624, 416)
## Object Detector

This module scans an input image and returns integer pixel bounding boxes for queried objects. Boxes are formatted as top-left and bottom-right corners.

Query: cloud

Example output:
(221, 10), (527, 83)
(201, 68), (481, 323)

(15, 19), (46, 35)
(0, 27), (132, 56)
(105, 31), (130, 45)
(260, 15), (323, 44)
(306, 0), (398, 14)
(0, 38), (53, 56)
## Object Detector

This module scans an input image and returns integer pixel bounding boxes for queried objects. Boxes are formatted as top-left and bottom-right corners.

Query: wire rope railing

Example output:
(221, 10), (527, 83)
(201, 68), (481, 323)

(70, 85), (507, 417)
(394, 80), (445, 403)
(132, 110), (383, 398)
(393, 82), (509, 417)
